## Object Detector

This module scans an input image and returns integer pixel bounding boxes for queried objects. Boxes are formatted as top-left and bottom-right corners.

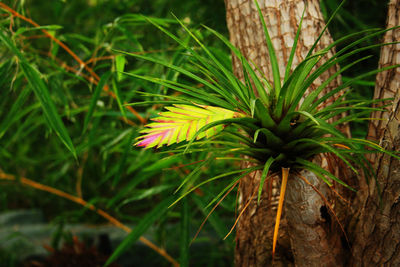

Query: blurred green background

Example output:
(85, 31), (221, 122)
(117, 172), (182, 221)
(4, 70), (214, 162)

(0, 0), (388, 266)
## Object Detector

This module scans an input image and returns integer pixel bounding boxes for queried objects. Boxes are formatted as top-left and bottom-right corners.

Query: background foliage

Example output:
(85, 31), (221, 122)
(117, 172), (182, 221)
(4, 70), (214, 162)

(0, 0), (389, 266)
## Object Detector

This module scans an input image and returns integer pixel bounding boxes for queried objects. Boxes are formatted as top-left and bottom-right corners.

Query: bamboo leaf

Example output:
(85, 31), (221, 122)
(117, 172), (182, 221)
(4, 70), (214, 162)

(115, 55), (126, 81)
(0, 87), (31, 139)
(83, 72), (111, 133)
(112, 78), (127, 119)
(0, 29), (77, 158)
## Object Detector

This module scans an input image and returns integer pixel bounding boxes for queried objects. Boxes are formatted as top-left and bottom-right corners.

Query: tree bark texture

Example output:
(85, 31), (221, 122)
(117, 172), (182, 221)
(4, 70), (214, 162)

(286, 170), (344, 266)
(351, 0), (400, 265)
(224, 0), (346, 266)
(225, 0), (342, 102)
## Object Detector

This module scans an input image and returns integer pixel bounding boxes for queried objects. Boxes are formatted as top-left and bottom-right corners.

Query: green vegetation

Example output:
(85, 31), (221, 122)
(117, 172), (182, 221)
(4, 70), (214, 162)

(0, 0), (393, 266)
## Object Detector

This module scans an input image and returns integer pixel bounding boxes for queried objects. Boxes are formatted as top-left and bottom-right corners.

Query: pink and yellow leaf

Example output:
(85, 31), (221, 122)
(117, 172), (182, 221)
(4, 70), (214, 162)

(134, 104), (244, 148)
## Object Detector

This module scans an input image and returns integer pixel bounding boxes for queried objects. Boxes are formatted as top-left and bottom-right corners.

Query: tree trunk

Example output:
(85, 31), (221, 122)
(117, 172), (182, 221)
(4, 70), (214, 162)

(285, 170), (344, 266)
(224, 0), (346, 266)
(351, 0), (400, 265)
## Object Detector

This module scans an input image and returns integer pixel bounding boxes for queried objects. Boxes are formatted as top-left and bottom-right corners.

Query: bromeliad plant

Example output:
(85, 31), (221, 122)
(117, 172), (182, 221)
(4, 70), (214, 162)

(124, 1), (398, 256)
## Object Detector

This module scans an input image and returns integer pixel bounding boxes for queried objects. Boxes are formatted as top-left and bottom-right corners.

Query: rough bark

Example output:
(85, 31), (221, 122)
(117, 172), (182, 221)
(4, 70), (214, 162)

(286, 170), (344, 266)
(224, 0), (345, 266)
(351, 0), (400, 265)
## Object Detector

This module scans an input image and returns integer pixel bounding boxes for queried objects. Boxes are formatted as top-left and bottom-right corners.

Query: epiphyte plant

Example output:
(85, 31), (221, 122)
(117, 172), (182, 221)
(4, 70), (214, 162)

(125, 0), (399, 256)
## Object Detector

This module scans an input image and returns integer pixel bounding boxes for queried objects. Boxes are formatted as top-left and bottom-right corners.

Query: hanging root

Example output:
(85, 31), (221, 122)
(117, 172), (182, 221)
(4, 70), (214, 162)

(272, 167), (290, 260)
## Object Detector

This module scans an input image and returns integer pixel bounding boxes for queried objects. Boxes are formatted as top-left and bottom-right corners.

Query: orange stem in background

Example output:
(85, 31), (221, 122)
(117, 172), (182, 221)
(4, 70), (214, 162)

(0, 2), (146, 125)
(0, 172), (179, 267)
(0, 3), (99, 81)
(272, 167), (289, 260)
(85, 55), (115, 65)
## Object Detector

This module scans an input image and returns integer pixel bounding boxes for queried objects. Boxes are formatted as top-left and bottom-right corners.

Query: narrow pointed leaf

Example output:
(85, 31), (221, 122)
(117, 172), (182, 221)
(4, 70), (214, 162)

(115, 55), (126, 81)
(0, 87), (30, 139)
(284, 7), (305, 82)
(257, 157), (275, 203)
(254, 99), (275, 128)
(170, 166), (260, 209)
(254, 0), (281, 97)
(203, 25), (271, 104)
(296, 158), (355, 191)
(0, 29), (76, 158)
(305, 0), (346, 58)
(83, 72), (111, 133)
